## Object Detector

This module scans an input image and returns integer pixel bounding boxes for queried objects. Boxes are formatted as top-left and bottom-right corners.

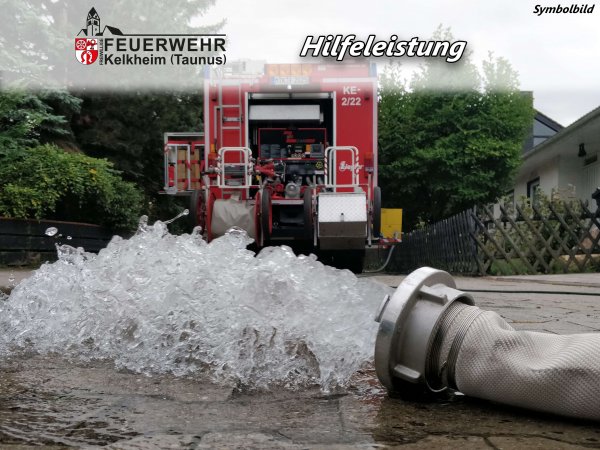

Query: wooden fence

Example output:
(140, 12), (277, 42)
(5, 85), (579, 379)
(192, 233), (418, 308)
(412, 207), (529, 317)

(387, 209), (480, 274)
(0, 218), (114, 266)
(389, 200), (600, 275)
(474, 201), (600, 275)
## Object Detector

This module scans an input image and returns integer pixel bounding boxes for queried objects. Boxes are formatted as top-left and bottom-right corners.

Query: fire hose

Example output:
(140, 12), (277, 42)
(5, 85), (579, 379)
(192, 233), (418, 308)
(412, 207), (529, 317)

(374, 267), (600, 421)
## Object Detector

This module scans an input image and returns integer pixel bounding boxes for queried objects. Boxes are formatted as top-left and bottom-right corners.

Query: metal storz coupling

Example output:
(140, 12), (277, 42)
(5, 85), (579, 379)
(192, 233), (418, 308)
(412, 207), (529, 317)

(374, 267), (600, 421)
(374, 267), (475, 396)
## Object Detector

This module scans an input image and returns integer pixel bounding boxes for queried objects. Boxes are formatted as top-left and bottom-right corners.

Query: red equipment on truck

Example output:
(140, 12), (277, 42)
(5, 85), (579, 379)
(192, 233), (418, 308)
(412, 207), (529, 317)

(163, 62), (381, 272)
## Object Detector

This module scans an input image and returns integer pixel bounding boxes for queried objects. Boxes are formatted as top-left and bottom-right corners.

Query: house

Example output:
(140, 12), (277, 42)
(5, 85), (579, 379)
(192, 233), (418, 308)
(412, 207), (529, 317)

(513, 106), (600, 211)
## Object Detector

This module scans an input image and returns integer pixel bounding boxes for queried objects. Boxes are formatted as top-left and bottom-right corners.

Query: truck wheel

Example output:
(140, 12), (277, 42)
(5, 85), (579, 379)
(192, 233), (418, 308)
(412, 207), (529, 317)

(372, 186), (382, 238)
(261, 189), (272, 242)
(303, 187), (314, 239)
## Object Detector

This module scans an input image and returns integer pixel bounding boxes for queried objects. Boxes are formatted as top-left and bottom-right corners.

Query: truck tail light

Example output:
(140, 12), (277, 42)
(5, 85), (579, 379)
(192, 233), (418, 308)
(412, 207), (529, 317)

(365, 152), (374, 173)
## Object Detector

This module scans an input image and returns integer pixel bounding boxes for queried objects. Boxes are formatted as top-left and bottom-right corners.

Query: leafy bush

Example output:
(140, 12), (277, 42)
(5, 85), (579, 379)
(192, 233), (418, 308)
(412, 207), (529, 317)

(0, 144), (143, 231)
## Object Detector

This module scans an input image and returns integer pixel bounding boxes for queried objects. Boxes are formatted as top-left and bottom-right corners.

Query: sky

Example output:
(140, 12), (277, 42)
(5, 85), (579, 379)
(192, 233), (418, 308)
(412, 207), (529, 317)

(200, 0), (600, 126)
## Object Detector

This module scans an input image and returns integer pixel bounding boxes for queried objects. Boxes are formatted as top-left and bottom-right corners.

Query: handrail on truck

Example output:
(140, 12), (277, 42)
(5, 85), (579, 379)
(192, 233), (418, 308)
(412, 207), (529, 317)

(324, 146), (361, 190)
(216, 147), (254, 189)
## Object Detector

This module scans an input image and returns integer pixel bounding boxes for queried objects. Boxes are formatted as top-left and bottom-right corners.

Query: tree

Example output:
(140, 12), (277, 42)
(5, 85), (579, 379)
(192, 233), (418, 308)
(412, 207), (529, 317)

(0, 90), (81, 152)
(72, 91), (202, 194)
(378, 30), (533, 229)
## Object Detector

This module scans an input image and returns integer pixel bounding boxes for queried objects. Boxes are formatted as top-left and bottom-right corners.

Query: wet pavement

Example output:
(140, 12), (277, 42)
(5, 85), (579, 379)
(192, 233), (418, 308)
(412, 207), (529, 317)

(1, 270), (600, 448)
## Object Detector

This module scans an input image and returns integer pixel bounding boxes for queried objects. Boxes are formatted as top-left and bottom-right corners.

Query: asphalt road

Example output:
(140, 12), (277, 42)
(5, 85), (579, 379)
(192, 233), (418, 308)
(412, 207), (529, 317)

(1, 270), (600, 448)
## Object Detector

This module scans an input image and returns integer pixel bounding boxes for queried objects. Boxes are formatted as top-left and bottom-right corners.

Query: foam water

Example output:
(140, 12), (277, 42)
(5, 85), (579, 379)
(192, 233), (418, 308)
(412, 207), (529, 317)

(0, 220), (391, 391)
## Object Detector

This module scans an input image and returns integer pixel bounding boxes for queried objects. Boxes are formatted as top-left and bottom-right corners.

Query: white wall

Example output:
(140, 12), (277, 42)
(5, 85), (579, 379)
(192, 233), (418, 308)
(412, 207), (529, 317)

(514, 156), (559, 201)
(558, 153), (581, 191)
(514, 150), (599, 212)
(580, 160), (600, 210)
(558, 142), (599, 208)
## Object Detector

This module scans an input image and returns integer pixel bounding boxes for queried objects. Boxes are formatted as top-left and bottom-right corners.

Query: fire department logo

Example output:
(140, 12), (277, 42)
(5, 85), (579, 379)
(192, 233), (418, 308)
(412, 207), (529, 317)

(75, 38), (98, 65)
(74, 7), (123, 66)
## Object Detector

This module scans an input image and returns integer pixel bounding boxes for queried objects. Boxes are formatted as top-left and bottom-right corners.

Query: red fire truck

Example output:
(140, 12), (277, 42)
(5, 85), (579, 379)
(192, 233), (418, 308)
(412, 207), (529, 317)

(163, 62), (381, 272)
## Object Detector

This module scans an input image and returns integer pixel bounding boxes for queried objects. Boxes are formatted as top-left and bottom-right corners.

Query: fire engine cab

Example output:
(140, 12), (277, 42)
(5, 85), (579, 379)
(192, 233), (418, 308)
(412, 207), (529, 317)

(163, 62), (381, 272)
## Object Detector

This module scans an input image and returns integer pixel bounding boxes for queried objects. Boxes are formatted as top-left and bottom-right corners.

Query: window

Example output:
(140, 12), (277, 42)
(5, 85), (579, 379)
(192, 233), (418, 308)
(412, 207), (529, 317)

(527, 177), (540, 202)
(532, 120), (558, 147)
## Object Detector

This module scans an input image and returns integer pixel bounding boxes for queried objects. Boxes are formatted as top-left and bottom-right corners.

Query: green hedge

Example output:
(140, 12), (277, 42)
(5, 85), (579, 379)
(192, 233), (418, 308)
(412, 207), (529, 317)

(0, 145), (143, 231)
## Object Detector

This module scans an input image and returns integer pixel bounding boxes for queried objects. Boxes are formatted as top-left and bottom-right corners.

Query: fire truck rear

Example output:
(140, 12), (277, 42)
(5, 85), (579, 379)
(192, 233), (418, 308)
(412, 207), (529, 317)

(163, 62), (381, 272)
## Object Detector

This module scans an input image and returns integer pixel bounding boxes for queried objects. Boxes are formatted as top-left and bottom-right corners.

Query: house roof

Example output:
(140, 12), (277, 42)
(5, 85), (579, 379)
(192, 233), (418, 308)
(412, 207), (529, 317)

(519, 105), (600, 174)
(103, 25), (123, 36)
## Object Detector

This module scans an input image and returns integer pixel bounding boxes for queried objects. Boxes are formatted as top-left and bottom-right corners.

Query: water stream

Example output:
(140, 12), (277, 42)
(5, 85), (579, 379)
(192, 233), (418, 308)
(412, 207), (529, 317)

(0, 219), (390, 391)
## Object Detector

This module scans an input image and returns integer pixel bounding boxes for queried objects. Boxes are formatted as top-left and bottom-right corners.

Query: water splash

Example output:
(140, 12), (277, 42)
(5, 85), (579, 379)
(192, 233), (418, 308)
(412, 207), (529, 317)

(0, 220), (390, 391)
(163, 209), (189, 225)
(45, 227), (58, 237)
(8, 272), (15, 288)
(137, 215), (149, 233)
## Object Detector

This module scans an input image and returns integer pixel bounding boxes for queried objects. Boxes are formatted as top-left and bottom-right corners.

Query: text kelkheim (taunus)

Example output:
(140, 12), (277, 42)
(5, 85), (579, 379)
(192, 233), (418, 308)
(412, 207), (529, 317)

(533, 3), (595, 15)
